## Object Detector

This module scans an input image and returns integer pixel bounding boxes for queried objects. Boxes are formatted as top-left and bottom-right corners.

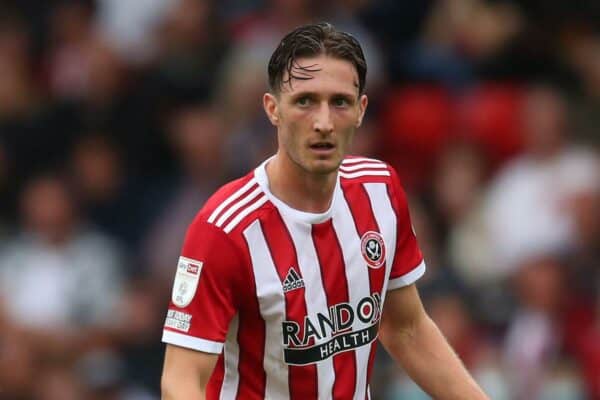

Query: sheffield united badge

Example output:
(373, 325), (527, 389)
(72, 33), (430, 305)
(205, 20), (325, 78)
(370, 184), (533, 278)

(361, 231), (386, 269)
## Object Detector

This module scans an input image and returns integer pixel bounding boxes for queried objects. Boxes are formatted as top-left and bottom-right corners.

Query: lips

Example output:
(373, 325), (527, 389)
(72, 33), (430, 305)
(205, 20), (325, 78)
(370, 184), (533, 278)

(309, 142), (335, 150)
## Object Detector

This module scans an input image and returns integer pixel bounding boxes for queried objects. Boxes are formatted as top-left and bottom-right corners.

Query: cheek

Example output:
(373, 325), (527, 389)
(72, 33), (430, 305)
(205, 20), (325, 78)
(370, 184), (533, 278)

(279, 122), (305, 155)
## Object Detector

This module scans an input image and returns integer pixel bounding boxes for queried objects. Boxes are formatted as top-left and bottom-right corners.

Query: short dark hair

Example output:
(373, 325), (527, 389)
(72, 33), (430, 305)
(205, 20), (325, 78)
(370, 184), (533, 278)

(268, 22), (367, 95)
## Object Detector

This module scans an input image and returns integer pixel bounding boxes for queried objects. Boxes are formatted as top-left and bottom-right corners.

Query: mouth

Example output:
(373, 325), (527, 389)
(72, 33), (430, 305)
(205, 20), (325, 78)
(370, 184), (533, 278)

(309, 142), (336, 154)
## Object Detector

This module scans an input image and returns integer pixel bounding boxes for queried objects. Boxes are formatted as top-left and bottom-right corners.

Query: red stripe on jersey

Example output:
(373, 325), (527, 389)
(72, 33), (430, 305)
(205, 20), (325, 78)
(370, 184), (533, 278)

(341, 182), (387, 294)
(341, 181), (387, 398)
(235, 246), (267, 399)
(312, 220), (357, 399)
(260, 209), (318, 400)
(207, 356), (226, 399)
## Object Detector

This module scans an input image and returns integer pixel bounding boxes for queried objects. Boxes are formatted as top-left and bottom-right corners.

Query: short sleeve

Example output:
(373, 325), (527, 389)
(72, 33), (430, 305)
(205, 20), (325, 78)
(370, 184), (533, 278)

(387, 167), (426, 290)
(162, 219), (245, 354)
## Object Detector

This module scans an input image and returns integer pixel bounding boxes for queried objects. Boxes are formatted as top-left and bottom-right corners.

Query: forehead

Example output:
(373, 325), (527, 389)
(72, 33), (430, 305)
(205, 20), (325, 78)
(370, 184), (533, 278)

(280, 55), (359, 96)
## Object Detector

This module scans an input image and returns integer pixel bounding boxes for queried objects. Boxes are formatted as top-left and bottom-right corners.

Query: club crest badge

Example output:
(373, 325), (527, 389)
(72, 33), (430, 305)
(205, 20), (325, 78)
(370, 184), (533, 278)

(361, 231), (386, 269)
(171, 256), (203, 307)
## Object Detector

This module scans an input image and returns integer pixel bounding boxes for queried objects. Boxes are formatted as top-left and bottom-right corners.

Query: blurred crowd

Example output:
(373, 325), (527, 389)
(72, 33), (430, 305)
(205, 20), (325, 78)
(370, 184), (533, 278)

(0, 0), (598, 399)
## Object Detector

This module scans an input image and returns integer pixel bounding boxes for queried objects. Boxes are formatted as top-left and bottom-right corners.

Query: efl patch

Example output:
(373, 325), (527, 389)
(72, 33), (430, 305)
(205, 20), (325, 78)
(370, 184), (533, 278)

(361, 231), (386, 269)
(165, 310), (192, 332)
(171, 256), (203, 307)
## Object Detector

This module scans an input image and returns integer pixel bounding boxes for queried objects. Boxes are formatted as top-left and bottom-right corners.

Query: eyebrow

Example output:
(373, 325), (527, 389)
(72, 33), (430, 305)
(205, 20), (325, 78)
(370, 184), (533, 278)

(289, 91), (358, 100)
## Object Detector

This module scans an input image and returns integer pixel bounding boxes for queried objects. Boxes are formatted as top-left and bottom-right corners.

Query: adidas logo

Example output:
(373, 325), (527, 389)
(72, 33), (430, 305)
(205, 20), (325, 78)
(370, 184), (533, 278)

(282, 267), (305, 293)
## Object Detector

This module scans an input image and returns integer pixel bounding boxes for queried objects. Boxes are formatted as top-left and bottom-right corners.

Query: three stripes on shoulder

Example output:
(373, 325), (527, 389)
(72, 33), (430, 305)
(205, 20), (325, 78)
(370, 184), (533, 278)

(339, 157), (390, 179)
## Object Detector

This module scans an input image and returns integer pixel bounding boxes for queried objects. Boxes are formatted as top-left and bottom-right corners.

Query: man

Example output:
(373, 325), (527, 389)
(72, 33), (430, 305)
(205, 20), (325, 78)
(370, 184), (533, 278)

(161, 22), (489, 399)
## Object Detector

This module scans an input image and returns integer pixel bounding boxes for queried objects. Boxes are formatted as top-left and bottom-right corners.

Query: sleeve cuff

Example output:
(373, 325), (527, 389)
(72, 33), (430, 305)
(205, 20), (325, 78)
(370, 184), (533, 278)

(162, 330), (224, 354)
(387, 260), (426, 291)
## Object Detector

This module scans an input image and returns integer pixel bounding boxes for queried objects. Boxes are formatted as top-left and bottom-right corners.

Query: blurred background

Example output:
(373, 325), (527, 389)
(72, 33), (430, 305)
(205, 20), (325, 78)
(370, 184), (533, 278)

(0, 0), (598, 399)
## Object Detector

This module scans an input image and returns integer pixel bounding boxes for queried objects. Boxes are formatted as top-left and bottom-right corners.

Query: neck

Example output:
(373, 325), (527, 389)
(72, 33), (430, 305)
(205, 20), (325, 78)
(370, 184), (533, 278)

(266, 153), (338, 214)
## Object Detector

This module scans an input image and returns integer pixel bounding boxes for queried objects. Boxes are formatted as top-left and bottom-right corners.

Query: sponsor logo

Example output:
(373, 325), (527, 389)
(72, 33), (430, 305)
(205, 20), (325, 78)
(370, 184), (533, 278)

(186, 263), (200, 275)
(165, 310), (192, 332)
(282, 267), (305, 293)
(171, 257), (203, 307)
(361, 231), (385, 269)
(282, 293), (382, 365)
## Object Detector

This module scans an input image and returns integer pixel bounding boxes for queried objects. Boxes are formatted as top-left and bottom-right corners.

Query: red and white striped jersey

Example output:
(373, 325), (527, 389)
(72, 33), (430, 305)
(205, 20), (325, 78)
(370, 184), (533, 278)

(162, 156), (425, 400)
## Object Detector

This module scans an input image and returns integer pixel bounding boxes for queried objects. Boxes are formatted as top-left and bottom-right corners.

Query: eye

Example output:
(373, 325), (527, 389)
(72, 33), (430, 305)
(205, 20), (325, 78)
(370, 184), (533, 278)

(296, 96), (312, 107)
(333, 97), (349, 107)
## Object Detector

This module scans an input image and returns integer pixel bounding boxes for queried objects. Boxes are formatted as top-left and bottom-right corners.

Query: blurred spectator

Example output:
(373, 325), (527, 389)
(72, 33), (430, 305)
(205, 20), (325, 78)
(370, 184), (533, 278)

(32, 361), (84, 400)
(69, 133), (150, 249)
(501, 254), (589, 399)
(463, 84), (599, 277)
(432, 140), (487, 239)
(0, 323), (36, 400)
(76, 348), (157, 400)
(114, 279), (165, 395)
(387, 0), (523, 86)
(141, 101), (226, 283)
(46, 0), (96, 101)
(95, 0), (175, 65)
(0, 174), (125, 358)
(152, 0), (229, 97)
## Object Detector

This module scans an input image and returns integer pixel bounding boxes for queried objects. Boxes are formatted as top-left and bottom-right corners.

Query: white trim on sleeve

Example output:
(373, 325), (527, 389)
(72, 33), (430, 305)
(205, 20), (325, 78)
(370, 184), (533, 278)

(387, 260), (426, 291)
(162, 330), (224, 354)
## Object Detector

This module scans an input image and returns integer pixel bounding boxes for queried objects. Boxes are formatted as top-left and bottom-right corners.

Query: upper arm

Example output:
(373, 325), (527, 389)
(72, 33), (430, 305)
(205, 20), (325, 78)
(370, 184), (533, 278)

(162, 344), (219, 398)
(387, 166), (426, 290)
(379, 284), (427, 355)
(162, 219), (246, 354)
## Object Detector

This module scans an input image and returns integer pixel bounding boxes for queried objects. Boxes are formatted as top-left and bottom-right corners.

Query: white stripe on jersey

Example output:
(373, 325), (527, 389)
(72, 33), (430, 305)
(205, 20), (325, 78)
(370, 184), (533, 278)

(161, 330), (223, 353)
(281, 216), (336, 398)
(220, 315), (240, 400)
(332, 193), (373, 400)
(243, 220), (290, 400)
(224, 196), (268, 233)
(339, 162), (387, 172)
(340, 170), (391, 179)
(363, 183), (397, 302)
(215, 186), (262, 227)
(208, 178), (257, 224)
(342, 157), (381, 165)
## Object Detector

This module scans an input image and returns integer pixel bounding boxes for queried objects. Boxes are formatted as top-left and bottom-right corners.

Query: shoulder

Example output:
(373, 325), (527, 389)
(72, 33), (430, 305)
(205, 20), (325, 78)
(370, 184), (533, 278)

(340, 156), (396, 185)
(188, 170), (269, 238)
(340, 156), (410, 208)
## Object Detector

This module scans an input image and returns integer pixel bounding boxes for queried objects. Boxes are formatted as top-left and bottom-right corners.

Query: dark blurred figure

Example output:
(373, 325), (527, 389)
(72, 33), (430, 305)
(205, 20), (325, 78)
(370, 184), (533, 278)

(70, 133), (151, 250)
(503, 256), (585, 400)
(561, 156), (600, 399)
(141, 101), (226, 285)
(0, 318), (36, 400)
(432, 141), (487, 245)
(0, 174), (126, 362)
(114, 279), (165, 396)
(31, 361), (83, 400)
(0, 8), (65, 215)
(76, 348), (157, 400)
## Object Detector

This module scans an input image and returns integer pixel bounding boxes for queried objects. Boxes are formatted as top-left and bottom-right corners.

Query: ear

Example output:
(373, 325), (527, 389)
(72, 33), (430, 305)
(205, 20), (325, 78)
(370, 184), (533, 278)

(263, 93), (280, 126)
(356, 94), (368, 128)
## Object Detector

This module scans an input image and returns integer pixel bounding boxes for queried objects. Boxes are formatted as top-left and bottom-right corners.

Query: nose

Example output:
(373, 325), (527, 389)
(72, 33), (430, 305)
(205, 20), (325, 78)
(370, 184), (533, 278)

(313, 102), (334, 134)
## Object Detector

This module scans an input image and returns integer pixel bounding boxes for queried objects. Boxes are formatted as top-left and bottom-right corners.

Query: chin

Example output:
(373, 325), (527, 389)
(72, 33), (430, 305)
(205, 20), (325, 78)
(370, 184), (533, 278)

(306, 159), (341, 175)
